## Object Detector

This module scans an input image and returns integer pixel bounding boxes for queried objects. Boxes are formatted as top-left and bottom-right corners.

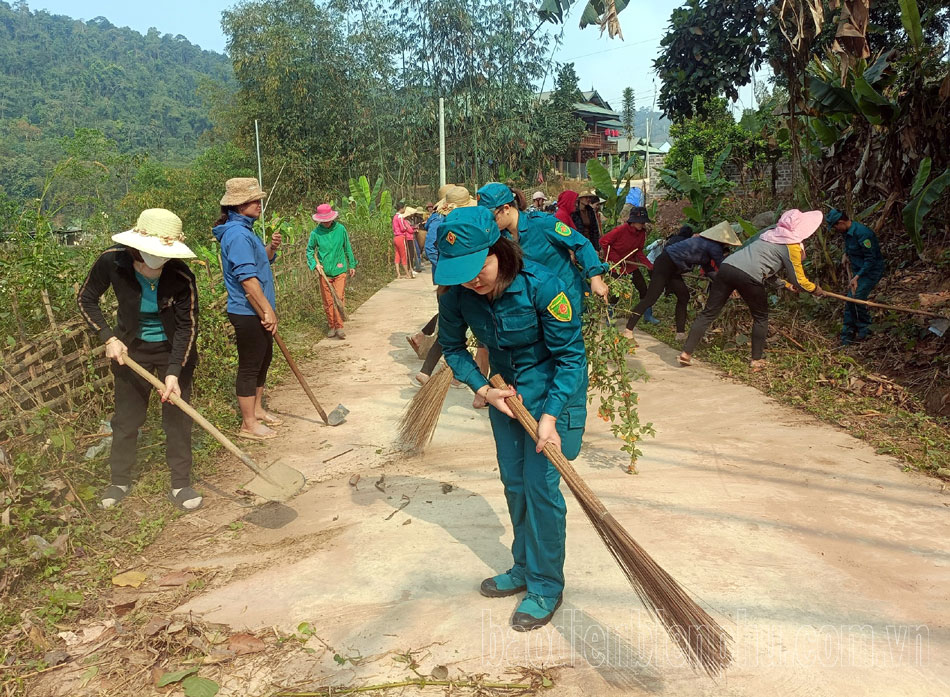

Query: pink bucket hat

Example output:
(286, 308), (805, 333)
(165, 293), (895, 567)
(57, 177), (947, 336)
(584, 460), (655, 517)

(312, 203), (339, 223)
(761, 209), (824, 244)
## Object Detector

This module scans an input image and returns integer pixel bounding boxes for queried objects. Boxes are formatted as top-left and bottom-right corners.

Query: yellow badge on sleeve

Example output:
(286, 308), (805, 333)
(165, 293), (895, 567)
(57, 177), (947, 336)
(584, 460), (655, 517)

(554, 221), (572, 237)
(547, 292), (573, 322)
(446, 231), (457, 245)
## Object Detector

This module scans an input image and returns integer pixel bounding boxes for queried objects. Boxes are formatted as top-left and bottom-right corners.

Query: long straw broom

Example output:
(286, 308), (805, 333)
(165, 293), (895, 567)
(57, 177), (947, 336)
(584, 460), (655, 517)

(396, 364), (454, 452)
(488, 374), (733, 677)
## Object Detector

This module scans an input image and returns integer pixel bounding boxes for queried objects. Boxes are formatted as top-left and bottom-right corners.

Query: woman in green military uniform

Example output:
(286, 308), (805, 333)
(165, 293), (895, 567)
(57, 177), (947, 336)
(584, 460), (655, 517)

(436, 206), (587, 631)
(475, 182), (609, 311)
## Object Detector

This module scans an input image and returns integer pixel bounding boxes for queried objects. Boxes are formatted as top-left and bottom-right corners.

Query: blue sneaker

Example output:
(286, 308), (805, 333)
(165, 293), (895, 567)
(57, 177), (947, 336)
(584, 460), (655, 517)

(643, 307), (660, 325)
(479, 567), (526, 598)
(511, 592), (562, 631)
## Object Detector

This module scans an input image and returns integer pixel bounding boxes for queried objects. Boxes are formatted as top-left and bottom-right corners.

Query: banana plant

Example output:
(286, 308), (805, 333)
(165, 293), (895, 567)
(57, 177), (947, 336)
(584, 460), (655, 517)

(586, 154), (642, 228)
(658, 146), (734, 230)
(902, 157), (950, 255)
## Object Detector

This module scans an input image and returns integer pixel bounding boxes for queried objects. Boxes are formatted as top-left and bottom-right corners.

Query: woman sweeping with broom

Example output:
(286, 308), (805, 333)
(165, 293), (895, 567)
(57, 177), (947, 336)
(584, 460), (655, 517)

(435, 206), (587, 631)
(475, 182), (609, 311)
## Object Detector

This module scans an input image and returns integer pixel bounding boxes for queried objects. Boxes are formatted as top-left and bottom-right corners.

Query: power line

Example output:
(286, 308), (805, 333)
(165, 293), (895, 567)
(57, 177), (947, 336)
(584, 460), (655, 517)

(557, 35), (660, 62)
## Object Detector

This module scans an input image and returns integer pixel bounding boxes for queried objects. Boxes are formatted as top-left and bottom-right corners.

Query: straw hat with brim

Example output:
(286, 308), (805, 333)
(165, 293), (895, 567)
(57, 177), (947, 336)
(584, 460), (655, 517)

(312, 203), (338, 223)
(401, 207), (420, 218)
(433, 207), (500, 286)
(112, 208), (195, 259)
(438, 184), (453, 200)
(220, 177), (267, 206)
(699, 221), (742, 246)
(438, 186), (476, 215)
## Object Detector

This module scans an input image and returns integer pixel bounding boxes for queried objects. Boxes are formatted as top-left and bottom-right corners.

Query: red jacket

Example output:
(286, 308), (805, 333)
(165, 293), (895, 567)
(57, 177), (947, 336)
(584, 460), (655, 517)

(600, 223), (652, 274)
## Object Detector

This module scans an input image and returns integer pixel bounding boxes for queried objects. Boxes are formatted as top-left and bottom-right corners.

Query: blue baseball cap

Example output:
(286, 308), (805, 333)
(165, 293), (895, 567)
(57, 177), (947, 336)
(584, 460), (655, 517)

(434, 207), (501, 285)
(826, 208), (844, 226)
(476, 182), (515, 210)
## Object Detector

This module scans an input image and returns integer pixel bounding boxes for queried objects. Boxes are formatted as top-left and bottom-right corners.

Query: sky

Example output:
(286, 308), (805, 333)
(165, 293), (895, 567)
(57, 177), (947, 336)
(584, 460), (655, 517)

(32, 0), (765, 121)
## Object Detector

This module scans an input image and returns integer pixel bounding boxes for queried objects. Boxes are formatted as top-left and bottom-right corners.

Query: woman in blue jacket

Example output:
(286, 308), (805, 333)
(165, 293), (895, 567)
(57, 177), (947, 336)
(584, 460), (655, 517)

(623, 221), (741, 340)
(436, 206), (587, 631)
(213, 178), (283, 441)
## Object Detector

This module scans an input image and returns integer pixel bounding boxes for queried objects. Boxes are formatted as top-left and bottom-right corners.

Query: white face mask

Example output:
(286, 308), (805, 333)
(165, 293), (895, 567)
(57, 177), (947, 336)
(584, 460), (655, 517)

(140, 251), (169, 270)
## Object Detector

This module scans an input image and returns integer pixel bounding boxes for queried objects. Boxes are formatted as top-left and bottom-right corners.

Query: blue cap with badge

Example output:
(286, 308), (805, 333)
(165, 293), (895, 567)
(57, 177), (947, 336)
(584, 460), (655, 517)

(476, 182), (515, 210)
(434, 207), (501, 285)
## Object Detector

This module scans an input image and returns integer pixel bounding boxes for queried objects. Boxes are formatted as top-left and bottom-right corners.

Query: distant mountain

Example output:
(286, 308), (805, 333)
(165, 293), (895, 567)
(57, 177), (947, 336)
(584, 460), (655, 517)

(0, 1), (234, 200)
(634, 108), (671, 145)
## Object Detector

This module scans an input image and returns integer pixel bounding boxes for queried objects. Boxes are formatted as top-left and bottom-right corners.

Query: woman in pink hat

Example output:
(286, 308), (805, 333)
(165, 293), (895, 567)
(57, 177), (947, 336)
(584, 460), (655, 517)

(306, 204), (358, 339)
(679, 210), (824, 370)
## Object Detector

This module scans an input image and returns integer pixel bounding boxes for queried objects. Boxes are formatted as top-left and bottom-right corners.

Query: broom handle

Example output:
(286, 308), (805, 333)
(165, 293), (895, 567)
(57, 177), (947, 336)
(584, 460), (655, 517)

(820, 289), (947, 319)
(488, 375), (608, 517)
(122, 356), (274, 482)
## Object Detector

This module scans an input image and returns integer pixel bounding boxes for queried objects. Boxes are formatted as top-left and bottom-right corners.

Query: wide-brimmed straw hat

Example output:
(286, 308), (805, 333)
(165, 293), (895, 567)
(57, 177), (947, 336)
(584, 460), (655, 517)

(699, 221), (742, 246)
(312, 203), (338, 223)
(401, 206), (420, 218)
(220, 177), (267, 206)
(437, 186), (476, 215)
(112, 209), (195, 259)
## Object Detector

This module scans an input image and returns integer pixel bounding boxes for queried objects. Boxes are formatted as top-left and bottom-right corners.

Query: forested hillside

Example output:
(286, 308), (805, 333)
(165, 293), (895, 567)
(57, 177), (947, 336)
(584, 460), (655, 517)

(0, 1), (234, 200)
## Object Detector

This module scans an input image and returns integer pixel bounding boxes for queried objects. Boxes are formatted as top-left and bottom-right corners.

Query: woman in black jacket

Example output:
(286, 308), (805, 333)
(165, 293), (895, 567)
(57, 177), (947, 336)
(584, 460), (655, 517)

(78, 209), (202, 512)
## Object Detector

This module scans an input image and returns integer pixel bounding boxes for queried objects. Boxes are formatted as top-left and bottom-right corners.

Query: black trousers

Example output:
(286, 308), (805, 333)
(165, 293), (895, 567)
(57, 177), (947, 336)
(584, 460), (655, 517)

(228, 312), (274, 398)
(109, 340), (194, 489)
(683, 264), (769, 359)
(626, 253), (690, 332)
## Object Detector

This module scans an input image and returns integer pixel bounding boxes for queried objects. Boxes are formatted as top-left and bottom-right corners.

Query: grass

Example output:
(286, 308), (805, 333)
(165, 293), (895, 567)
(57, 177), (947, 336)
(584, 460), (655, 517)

(640, 294), (950, 476)
(0, 210), (399, 691)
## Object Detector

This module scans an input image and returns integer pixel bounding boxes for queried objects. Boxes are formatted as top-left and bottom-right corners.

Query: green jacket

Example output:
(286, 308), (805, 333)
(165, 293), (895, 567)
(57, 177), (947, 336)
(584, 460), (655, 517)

(306, 222), (357, 277)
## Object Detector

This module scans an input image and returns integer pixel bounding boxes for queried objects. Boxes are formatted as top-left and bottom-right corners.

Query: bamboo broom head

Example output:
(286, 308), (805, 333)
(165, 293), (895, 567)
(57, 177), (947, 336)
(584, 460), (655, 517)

(487, 374), (733, 676)
(396, 364), (454, 452)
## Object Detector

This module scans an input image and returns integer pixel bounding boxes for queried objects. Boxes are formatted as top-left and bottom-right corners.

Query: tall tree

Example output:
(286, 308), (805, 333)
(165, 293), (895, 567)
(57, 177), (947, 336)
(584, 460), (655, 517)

(621, 87), (636, 138)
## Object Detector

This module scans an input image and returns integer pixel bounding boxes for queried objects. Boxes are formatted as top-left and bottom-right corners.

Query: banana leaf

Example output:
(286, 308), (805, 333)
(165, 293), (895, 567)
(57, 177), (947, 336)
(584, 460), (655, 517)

(909, 157), (932, 198)
(709, 145), (732, 180)
(902, 168), (950, 254)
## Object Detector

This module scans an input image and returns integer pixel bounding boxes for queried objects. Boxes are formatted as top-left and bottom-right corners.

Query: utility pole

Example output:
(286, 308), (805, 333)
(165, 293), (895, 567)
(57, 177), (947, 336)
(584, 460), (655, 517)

(254, 119), (264, 240)
(439, 98), (446, 188)
(254, 119), (263, 188)
(645, 82), (657, 202)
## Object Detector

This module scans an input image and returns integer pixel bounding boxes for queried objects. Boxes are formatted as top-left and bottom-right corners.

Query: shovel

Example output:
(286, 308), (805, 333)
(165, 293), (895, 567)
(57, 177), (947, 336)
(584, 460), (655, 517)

(123, 356), (305, 501)
(821, 289), (950, 337)
(274, 332), (349, 426)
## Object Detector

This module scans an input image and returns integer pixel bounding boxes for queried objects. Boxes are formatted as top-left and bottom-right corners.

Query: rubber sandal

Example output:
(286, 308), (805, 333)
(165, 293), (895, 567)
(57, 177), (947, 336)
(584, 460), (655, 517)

(100, 484), (130, 509)
(237, 429), (277, 441)
(168, 486), (203, 512)
(258, 414), (283, 426)
(678, 354), (691, 366)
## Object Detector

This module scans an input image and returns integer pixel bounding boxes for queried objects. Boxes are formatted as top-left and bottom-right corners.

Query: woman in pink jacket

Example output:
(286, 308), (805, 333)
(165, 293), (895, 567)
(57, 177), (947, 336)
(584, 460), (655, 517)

(392, 204), (416, 279)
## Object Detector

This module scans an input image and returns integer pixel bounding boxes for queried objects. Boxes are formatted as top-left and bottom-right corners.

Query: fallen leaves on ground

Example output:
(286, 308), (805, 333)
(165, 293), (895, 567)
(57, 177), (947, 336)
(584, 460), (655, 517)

(111, 570), (146, 588)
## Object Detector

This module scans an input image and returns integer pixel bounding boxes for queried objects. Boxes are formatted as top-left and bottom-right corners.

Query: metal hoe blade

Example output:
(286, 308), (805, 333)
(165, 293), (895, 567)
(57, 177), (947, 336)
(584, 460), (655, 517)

(327, 404), (349, 426)
(243, 460), (306, 501)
